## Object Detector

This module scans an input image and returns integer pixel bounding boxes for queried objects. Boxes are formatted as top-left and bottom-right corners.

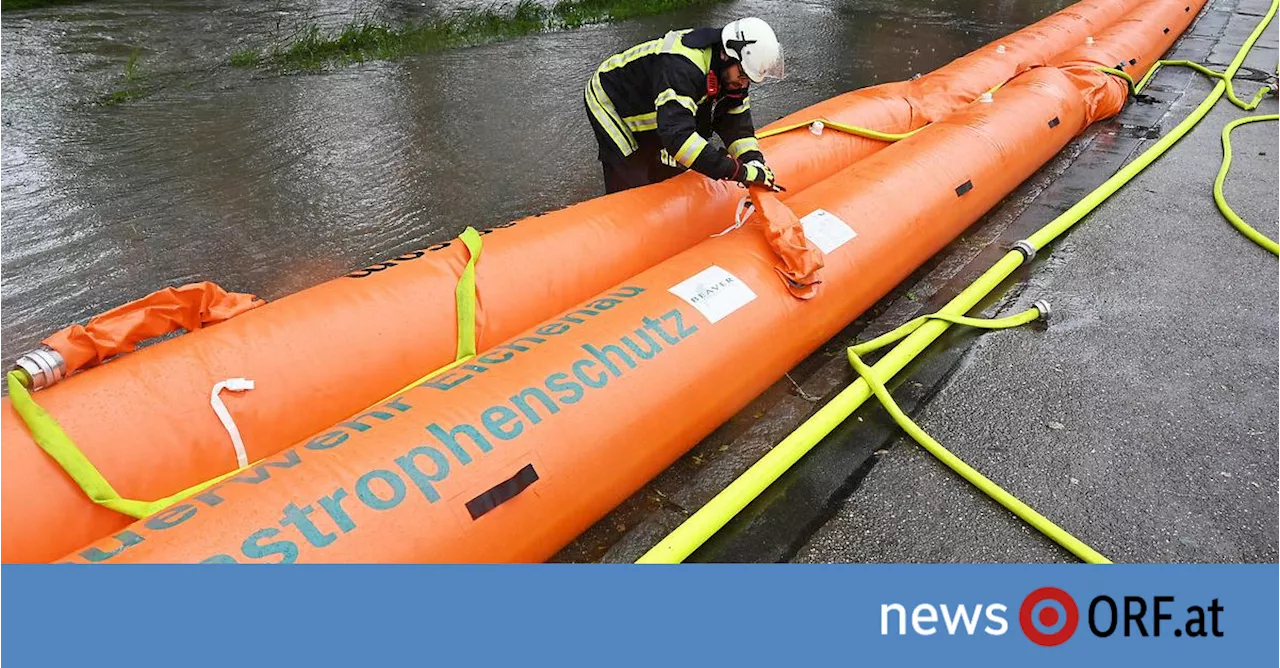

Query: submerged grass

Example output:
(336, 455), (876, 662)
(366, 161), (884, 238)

(229, 48), (262, 68)
(99, 49), (147, 106)
(235, 0), (728, 72)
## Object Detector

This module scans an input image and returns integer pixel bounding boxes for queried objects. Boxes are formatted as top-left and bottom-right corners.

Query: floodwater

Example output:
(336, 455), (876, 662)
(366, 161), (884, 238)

(0, 0), (1071, 366)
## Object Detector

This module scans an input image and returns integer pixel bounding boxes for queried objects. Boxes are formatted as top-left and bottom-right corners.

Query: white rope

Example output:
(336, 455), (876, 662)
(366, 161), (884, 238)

(712, 197), (756, 237)
(210, 377), (255, 467)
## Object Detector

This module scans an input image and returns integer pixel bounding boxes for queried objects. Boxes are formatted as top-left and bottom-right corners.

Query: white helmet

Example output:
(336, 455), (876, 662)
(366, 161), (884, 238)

(721, 17), (784, 84)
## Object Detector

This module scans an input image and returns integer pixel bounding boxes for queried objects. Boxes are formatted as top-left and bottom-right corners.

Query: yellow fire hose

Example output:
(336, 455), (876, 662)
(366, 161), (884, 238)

(1132, 56), (1278, 254)
(844, 305), (1112, 564)
(638, 0), (1278, 564)
(1214, 114), (1279, 254)
(757, 82), (1007, 143)
(757, 118), (922, 142)
(1135, 59), (1275, 110)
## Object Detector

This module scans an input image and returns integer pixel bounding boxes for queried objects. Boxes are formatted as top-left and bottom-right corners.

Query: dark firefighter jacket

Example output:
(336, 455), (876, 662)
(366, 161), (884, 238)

(585, 27), (765, 179)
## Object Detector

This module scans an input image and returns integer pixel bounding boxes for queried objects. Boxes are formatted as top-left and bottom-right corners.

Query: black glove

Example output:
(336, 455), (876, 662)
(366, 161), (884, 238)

(732, 159), (778, 189)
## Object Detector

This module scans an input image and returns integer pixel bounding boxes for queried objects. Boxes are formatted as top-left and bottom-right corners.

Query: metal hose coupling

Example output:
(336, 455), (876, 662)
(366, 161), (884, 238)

(1011, 240), (1037, 262)
(13, 347), (67, 390)
(1032, 299), (1052, 322)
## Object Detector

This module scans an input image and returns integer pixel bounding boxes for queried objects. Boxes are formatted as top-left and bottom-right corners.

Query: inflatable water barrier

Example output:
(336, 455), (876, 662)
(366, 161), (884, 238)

(29, 0), (1209, 563)
(4, 0), (1150, 564)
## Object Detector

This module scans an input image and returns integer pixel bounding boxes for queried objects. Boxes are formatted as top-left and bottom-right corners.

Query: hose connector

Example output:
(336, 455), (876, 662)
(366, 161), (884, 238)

(13, 347), (66, 390)
(1032, 299), (1052, 322)
(1011, 239), (1037, 262)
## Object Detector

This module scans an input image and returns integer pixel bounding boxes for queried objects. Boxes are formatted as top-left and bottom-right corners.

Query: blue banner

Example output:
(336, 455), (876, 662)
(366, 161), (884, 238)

(2, 565), (1275, 666)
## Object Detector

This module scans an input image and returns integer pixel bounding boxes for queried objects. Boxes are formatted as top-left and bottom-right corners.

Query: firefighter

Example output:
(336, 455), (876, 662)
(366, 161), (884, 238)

(584, 17), (785, 194)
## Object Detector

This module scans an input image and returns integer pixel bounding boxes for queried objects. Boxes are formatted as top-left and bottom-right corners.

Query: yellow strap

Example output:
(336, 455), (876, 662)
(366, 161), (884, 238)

(453, 226), (483, 360)
(6, 371), (248, 519)
(373, 226), (486, 403)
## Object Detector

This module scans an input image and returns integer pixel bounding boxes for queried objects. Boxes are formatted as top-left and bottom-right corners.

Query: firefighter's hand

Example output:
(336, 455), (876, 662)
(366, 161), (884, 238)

(734, 160), (779, 190)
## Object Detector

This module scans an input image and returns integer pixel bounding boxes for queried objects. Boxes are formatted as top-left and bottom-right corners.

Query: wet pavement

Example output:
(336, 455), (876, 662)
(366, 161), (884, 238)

(1, 0), (1068, 367)
(561, 0), (1277, 564)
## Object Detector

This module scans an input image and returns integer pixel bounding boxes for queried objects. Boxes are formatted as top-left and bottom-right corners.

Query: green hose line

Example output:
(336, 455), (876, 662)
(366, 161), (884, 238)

(1135, 59), (1275, 110)
(1215, 114), (1280, 254)
(636, 252), (1030, 564)
(758, 118), (923, 142)
(1026, 0), (1275, 252)
(850, 308), (1044, 357)
(850, 304), (1112, 566)
(1097, 66), (1138, 94)
(636, 1), (1278, 565)
(846, 322), (1112, 565)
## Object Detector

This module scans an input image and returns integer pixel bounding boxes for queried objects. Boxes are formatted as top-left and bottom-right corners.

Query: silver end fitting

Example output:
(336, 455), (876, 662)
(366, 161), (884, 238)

(1032, 299), (1052, 322)
(1011, 240), (1037, 262)
(14, 347), (67, 390)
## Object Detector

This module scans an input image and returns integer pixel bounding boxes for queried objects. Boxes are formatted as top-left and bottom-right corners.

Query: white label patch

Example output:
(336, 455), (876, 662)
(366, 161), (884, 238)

(800, 208), (857, 255)
(668, 266), (757, 324)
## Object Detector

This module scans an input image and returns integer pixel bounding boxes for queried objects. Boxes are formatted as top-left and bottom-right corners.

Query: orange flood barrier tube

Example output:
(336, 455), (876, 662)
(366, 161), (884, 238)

(63, 0), (1208, 564)
(3, 0), (1148, 564)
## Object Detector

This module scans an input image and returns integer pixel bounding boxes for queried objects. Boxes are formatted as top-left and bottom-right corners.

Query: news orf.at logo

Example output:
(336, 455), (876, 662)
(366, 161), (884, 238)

(880, 587), (1223, 645)
(1020, 587), (1079, 646)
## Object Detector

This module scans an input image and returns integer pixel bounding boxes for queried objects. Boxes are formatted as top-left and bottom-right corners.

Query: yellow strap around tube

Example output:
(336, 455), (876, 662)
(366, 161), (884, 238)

(372, 225), (485, 402)
(10, 226), (487, 521)
(7, 371), (248, 519)
(453, 226), (484, 361)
